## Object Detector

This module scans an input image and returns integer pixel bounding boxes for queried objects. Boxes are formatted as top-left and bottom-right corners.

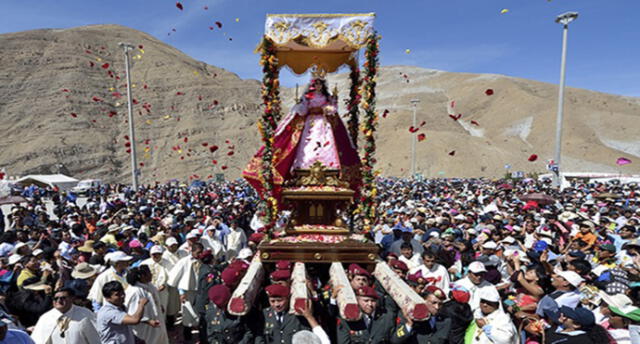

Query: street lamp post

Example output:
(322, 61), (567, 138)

(410, 99), (420, 176)
(552, 12), (579, 188)
(119, 42), (139, 190)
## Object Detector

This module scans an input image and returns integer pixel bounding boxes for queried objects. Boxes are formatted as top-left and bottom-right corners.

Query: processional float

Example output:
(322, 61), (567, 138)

(230, 13), (428, 321)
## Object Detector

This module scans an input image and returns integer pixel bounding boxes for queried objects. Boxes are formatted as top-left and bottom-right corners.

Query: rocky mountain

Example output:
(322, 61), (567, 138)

(1, 25), (639, 182)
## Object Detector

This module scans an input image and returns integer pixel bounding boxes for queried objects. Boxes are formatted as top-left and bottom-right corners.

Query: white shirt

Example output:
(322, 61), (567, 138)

(31, 305), (98, 344)
(226, 227), (247, 260)
(88, 267), (128, 305)
(399, 254), (423, 271)
(470, 308), (518, 344)
(410, 263), (451, 294)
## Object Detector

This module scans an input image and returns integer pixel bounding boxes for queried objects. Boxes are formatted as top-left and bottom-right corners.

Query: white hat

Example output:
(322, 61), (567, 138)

(429, 231), (440, 238)
(555, 269), (584, 288)
(454, 214), (466, 221)
(150, 245), (164, 255)
(7, 254), (22, 265)
(186, 232), (198, 240)
(599, 291), (634, 309)
(106, 251), (133, 263)
(237, 248), (253, 260)
(482, 241), (498, 250)
(71, 262), (98, 279)
(32, 249), (44, 256)
(108, 224), (120, 233)
(11, 242), (28, 255)
(468, 261), (487, 274)
(166, 237), (178, 246)
(121, 225), (134, 232)
(500, 236), (516, 244)
(479, 287), (501, 303)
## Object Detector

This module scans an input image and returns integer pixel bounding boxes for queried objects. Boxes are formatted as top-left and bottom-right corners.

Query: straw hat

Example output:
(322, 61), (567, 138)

(71, 262), (99, 279)
(77, 240), (95, 253)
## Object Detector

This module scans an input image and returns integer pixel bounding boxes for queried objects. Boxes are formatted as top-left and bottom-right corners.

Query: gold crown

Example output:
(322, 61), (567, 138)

(311, 66), (327, 79)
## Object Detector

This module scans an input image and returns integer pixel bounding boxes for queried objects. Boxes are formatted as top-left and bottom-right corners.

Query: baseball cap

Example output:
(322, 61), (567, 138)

(468, 261), (487, 274)
(554, 269), (584, 288)
(559, 306), (595, 328)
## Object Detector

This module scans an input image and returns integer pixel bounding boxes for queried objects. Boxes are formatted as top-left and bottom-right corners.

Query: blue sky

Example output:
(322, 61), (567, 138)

(2, 0), (639, 96)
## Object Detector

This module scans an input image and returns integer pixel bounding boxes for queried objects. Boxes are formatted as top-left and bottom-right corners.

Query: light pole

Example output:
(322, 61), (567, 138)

(410, 99), (420, 176)
(552, 11), (579, 188)
(119, 42), (139, 190)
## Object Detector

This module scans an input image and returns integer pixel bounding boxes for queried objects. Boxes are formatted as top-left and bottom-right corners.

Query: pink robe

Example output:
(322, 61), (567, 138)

(243, 93), (361, 205)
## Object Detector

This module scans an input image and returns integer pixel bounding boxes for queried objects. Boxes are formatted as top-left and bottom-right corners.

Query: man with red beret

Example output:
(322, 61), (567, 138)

(221, 267), (243, 289)
(393, 289), (452, 343)
(255, 284), (311, 344)
(390, 259), (409, 279)
(270, 269), (291, 287)
(194, 249), (220, 343)
(205, 284), (253, 344)
(336, 285), (403, 343)
(347, 263), (370, 290)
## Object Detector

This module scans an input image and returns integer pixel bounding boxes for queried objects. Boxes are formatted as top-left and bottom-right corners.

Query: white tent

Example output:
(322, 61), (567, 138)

(16, 174), (78, 191)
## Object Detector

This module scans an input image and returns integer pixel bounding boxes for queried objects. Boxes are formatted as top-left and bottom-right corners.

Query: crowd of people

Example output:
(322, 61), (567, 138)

(0, 177), (639, 344)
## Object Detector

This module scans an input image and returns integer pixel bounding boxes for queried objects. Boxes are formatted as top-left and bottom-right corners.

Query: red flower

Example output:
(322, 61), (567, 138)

(528, 154), (538, 162)
(485, 89), (494, 96)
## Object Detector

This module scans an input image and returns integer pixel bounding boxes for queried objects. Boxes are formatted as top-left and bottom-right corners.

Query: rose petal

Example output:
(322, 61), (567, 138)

(528, 154), (538, 162)
(176, 2), (183, 10)
(449, 150), (456, 156)
(417, 133), (426, 142)
(215, 21), (222, 28)
(101, 63), (109, 69)
(202, 142), (208, 147)
(485, 89), (494, 96)
(209, 145), (219, 153)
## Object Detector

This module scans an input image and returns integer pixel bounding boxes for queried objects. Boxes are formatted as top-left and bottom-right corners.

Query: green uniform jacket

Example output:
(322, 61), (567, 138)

(205, 303), (253, 344)
(254, 308), (311, 344)
(337, 310), (404, 344)
(392, 316), (451, 344)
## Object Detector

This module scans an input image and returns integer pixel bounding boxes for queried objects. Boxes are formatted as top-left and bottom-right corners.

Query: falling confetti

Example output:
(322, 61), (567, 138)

(176, 2), (183, 10)
(405, 49), (411, 54)
(209, 145), (219, 153)
(215, 21), (222, 28)
(408, 126), (419, 133)
(101, 63), (110, 69)
(449, 150), (456, 156)
(528, 154), (538, 162)
(500, 9), (509, 14)
(382, 109), (390, 118)
(485, 89), (494, 96)
(69, 113), (77, 118)
(235, 18), (240, 22)
(417, 133), (426, 142)
(449, 114), (462, 121)
(471, 120), (480, 126)
(617, 157), (632, 165)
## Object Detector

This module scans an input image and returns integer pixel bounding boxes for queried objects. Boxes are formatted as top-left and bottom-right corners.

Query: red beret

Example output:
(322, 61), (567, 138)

(348, 264), (370, 277)
(407, 271), (426, 284)
(270, 269), (291, 281)
(249, 233), (266, 244)
(425, 285), (445, 299)
(355, 286), (379, 299)
(275, 260), (292, 271)
(265, 284), (290, 298)
(390, 260), (408, 272)
(221, 268), (242, 287)
(198, 249), (213, 261)
(387, 253), (398, 260)
(229, 260), (249, 272)
(451, 285), (471, 304)
(208, 284), (231, 308)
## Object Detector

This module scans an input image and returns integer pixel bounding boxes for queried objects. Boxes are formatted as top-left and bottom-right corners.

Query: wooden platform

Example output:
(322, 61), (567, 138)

(258, 239), (379, 263)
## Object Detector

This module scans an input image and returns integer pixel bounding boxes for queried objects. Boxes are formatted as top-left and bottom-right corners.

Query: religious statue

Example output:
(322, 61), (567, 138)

(243, 71), (361, 203)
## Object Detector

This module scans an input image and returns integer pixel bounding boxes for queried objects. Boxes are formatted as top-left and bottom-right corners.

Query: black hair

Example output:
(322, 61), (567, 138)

(126, 267), (142, 285)
(192, 242), (204, 251)
(54, 287), (76, 297)
(102, 280), (124, 298)
(569, 259), (591, 276)
(622, 225), (637, 233)
(400, 242), (413, 250)
(93, 241), (106, 250)
(302, 78), (331, 101)
(422, 249), (436, 259)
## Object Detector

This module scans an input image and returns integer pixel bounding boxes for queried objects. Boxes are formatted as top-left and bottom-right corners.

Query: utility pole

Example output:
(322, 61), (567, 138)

(410, 99), (420, 176)
(552, 12), (579, 188)
(119, 42), (139, 190)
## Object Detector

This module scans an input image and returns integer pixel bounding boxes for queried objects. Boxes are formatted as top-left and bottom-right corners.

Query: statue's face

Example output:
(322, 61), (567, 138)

(313, 79), (323, 91)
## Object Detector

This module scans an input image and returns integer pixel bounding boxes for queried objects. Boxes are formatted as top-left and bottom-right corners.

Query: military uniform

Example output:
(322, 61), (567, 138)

(392, 316), (451, 344)
(374, 280), (399, 316)
(254, 308), (311, 344)
(336, 310), (404, 344)
(205, 303), (252, 344)
(196, 263), (220, 343)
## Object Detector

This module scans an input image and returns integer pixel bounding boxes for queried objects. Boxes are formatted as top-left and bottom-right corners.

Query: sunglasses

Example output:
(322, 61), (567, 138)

(53, 296), (69, 302)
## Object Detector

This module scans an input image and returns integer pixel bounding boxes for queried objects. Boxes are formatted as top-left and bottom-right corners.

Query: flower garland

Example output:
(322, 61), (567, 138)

(259, 37), (282, 225)
(346, 66), (362, 148)
(357, 33), (380, 231)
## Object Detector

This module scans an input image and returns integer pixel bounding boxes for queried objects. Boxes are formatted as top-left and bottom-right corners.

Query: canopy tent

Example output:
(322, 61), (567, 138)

(263, 13), (375, 74)
(16, 174), (78, 191)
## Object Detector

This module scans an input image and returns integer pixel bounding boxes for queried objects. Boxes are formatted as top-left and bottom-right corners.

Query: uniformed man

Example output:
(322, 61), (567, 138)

(254, 284), (311, 344)
(206, 284), (253, 344)
(336, 285), (404, 344)
(270, 269), (292, 287)
(393, 289), (451, 344)
(194, 249), (218, 343)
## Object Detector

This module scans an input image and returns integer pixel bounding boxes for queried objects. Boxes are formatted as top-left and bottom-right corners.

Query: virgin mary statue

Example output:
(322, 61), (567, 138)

(243, 74), (361, 203)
